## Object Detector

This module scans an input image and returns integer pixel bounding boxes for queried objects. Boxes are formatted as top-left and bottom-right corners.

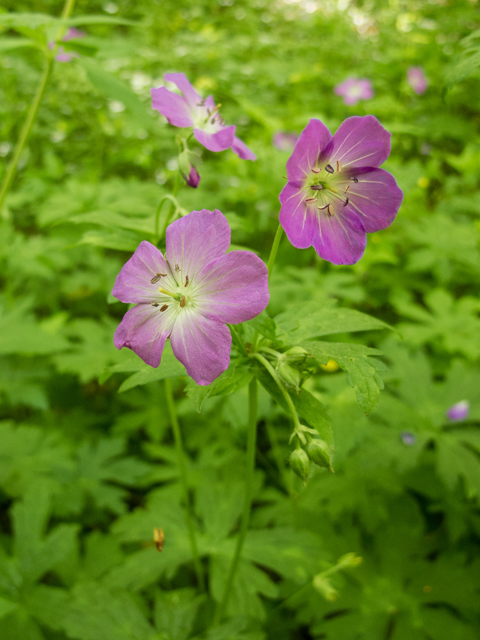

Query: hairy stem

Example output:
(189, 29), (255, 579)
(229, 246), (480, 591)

(215, 377), (258, 623)
(0, 0), (77, 213)
(164, 378), (205, 591)
(267, 223), (284, 278)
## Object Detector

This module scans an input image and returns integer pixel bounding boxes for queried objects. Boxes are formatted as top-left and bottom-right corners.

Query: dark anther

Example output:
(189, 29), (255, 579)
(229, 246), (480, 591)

(318, 203), (330, 210)
(180, 296), (186, 308)
(151, 302), (159, 307)
(185, 275), (189, 287)
(343, 198), (349, 207)
(310, 185), (323, 190)
(352, 176), (358, 183)
(151, 275), (161, 284)
(325, 164), (334, 174)
(336, 160), (342, 172)
(160, 304), (169, 312)
(344, 185), (350, 193)
(175, 264), (180, 272)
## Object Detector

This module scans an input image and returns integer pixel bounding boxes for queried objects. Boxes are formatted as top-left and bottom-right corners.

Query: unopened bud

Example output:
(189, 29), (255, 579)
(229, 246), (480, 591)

(178, 150), (191, 175)
(337, 552), (362, 569)
(182, 165), (200, 188)
(283, 346), (309, 366)
(312, 575), (338, 601)
(278, 363), (301, 392)
(307, 439), (333, 471)
(289, 448), (311, 483)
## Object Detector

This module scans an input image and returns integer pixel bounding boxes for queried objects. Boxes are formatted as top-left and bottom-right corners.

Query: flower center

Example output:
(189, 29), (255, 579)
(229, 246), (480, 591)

(304, 161), (355, 214)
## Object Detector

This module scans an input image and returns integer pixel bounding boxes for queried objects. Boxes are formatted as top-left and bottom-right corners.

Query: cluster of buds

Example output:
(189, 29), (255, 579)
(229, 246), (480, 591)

(289, 436), (333, 483)
(275, 346), (313, 394)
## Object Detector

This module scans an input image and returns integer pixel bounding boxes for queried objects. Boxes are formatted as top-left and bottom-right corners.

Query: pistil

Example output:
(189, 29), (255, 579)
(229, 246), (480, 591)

(158, 287), (183, 302)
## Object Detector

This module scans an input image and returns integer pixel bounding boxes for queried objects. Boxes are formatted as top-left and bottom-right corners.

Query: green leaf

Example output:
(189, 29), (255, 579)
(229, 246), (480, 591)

(302, 341), (386, 414)
(185, 361), (253, 412)
(0, 308), (69, 355)
(275, 302), (391, 344)
(66, 15), (140, 26)
(154, 589), (204, 640)
(118, 347), (186, 393)
(76, 228), (144, 252)
(244, 312), (277, 340)
(0, 37), (38, 51)
(0, 597), (18, 620)
(0, 12), (57, 28)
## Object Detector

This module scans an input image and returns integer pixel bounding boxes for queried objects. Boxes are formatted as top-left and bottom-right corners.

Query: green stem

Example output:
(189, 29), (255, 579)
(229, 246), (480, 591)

(0, 0), (77, 214)
(215, 378), (258, 623)
(228, 324), (247, 356)
(267, 223), (284, 278)
(265, 418), (293, 495)
(164, 378), (205, 592)
(251, 352), (304, 441)
(154, 170), (182, 242)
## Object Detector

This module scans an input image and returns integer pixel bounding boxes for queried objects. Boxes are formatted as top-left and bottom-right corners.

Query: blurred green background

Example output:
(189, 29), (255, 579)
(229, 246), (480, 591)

(1, 0), (480, 638)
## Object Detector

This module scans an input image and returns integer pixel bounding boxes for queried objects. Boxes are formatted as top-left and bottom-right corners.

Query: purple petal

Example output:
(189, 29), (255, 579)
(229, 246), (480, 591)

(193, 125), (235, 153)
(338, 168), (403, 232)
(195, 251), (269, 324)
(334, 78), (374, 106)
(151, 87), (194, 128)
(56, 50), (74, 63)
(232, 136), (256, 160)
(112, 241), (174, 304)
(312, 206), (367, 265)
(113, 303), (174, 367)
(279, 183), (316, 250)
(279, 183), (367, 265)
(325, 116), (391, 170)
(164, 72), (202, 111)
(182, 166), (200, 188)
(170, 313), (231, 385)
(407, 67), (428, 95)
(165, 210), (231, 281)
(446, 400), (470, 422)
(63, 27), (85, 41)
(286, 119), (332, 183)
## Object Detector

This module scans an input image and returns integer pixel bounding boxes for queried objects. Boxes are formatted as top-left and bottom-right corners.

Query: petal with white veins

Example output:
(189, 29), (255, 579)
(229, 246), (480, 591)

(151, 87), (194, 128)
(286, 119), (332, 183)
(324, 115), (391, 169)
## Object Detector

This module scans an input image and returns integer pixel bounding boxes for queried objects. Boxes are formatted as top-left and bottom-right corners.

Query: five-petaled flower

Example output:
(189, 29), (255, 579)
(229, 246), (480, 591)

(151, 73), (256, 160)
(334, 78), (374, 106)
(112, 209), (269, 385)
(407, 67), (428, 95)
(279, 116), (403, 265)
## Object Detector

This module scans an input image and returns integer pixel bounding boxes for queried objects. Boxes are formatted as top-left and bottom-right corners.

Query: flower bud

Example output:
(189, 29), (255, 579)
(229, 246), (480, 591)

(312, 575), (338, 601)
(182, 165), (200, 188)
(307, 439), (333, 471)
(337, 552), (362, 569)
(289, 448), (311, 483)
(283, 346), (309, 366)
(278, 362), (301, 393)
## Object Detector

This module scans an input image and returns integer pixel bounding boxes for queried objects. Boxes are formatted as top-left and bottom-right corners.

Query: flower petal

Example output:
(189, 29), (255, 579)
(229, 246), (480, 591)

(232, 136), (256, 160)
(313, 206), (367, 265)
(286, 119), (332, 183)
(194, 125), (235, 152)
(113, 303), (175, 367)
(112, 241), (175, 304)
(165, 209), (231, 282)
(338, 167), (403, 232)
(170, 311), (231, 385)
(325, 116), (391, 169)
(164, 72), (202, 111)
(279, 183), (316, 249)
(151, 87), (194, 128)
(194, 251), (269, 323)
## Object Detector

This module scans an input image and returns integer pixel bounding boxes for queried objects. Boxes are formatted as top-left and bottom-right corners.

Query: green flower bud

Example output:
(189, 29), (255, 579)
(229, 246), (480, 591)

(312, 574), (339, 601)
(337, 552), (363, 569)
(289, 448), (311, 483)
(278, 362), (302, 392)
(178, 150), (192, 176)
(307, 439), (333, 471)
(283, 346), (309, 366)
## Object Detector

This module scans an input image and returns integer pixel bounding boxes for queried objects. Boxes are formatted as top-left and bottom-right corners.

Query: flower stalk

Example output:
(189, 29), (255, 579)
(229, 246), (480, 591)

(0, 0), (77, 214)
(164, 378), (205, 592)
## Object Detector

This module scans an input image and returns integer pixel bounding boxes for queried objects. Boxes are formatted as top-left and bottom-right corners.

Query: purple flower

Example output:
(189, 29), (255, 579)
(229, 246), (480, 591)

(151, 73), (256, 160)
(334, 78), (374, 106)
(112, 209), (269, 385)
(401, 431), (416, 446)
(446, 400), (470, 422)
(182, 165), (200, 188)
(48, 27), (85, 63)
(273, 132), (298, 152)
(279, 116), (403, 265)
(407, 67), (428, 95)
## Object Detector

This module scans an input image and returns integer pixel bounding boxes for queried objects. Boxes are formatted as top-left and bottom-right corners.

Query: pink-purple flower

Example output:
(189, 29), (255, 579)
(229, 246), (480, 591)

(112, 209), (269, 385)
(334, 78), (374, 106)
(48, 27), (85, 63)
(151, 74), (256, 160)
(273, 132), (298, 152)
(446, 400), (470, 422)
(279, 116), (403, 265)
(407, 67), (428, 95)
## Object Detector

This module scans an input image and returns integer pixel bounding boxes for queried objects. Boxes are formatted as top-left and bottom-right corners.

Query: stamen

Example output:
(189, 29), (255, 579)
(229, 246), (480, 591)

(327, 204), (334, 216)
(305, 197), (317, 204)
(160, 304), (169, 312)
(185, 275), (189, 287)
(180, 296), (186, 308)
(175, 264), (180, 272)
(151, 302), (159, 307)
(312, 167), (321, 174)
(343, 197), (349, 207)
(318, 203), (330, 210)
(352, 176), (358, 183)
(150, 272), (167, 284)
(344, 185), (350, 193)
(325, 164), (334, 174)
(336, 160), (342, 172)
(310, 185), (323, 190)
